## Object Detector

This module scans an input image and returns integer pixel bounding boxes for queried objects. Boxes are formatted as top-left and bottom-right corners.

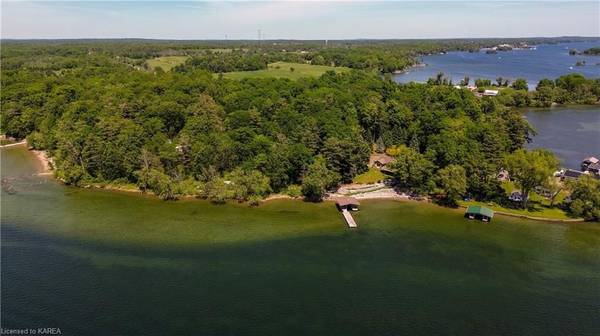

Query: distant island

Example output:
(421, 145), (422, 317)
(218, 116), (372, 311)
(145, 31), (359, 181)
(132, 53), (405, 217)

(569, 47), (600, 56)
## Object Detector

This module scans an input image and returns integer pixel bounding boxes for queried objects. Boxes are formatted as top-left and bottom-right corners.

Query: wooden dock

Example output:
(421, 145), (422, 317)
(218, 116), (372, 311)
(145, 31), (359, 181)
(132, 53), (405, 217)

(341, 209), (358, 228)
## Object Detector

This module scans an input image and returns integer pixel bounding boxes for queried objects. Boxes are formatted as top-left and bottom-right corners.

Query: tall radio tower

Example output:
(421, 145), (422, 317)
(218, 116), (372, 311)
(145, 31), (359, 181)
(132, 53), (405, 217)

(258, 29), (262, 46)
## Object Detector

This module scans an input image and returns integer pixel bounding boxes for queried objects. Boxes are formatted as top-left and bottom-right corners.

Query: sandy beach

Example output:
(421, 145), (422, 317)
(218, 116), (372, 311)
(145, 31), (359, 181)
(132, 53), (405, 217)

(30, 149), (53, 174)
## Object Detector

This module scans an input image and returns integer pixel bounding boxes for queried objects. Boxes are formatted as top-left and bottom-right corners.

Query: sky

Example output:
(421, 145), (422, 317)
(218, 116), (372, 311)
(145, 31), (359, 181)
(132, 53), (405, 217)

(1, 1), (599, 40)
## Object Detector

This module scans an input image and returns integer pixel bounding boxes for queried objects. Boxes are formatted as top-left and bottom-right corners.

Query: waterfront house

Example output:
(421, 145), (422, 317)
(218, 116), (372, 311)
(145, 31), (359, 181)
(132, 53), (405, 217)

(581, 157), (599, 171)
(483, 89), (499, 96)
(465, 206), (494, 222)
(586, 162), (600, 175)
(370, 153), (395, 171)
(335, 197), (360, 211)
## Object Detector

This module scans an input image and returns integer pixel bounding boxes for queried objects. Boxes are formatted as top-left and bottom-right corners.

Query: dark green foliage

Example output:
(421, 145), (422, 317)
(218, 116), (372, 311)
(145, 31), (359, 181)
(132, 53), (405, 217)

(2, 41), (597, 203)
(435, 164), (467, 205)
(567, 176), (600, 221)
(388, 145), (435, 194)
(582, 47), (600, 55)
(511, 78), (529, 91)
(301, 156), (340, 202)
(503, 149), (559, 208)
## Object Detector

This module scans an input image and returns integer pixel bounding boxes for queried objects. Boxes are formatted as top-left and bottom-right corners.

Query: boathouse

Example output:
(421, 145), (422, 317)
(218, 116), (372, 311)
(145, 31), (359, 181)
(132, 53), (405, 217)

(465, 206), (494, 222)
(581, 156), (599, 171)
(335, 197), (360, 211)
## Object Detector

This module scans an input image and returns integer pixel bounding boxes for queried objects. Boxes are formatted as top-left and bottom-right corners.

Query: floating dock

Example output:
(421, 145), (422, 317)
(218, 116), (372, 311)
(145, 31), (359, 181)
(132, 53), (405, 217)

(341, 209), (357, 228)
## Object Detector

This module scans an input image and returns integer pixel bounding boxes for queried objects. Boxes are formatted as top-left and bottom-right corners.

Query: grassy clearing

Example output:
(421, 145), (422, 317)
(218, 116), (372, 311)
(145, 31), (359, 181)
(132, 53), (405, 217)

(146, 56), (188, 72)
(353, 167), (386, 184)
(218, 62), (350, 80)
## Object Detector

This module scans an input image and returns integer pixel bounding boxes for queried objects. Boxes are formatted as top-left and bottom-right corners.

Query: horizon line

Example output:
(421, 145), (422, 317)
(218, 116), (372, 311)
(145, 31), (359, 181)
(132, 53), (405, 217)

(2, 36), (599, 42)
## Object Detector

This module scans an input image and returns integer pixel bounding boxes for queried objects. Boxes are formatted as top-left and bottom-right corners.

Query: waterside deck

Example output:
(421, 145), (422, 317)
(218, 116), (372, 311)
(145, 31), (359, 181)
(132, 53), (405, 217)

(341, 209), (357, 228)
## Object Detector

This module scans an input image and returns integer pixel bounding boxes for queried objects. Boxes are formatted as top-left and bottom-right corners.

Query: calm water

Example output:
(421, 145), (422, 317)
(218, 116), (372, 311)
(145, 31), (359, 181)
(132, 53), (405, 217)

(525, 106), (600, 169)
(1, 147), (600, 335)
(394, 42), (600, 86)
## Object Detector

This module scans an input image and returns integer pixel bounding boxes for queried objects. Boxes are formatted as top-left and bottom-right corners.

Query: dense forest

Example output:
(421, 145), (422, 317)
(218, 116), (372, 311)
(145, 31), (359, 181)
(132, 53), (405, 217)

(1, 40), (599, 218)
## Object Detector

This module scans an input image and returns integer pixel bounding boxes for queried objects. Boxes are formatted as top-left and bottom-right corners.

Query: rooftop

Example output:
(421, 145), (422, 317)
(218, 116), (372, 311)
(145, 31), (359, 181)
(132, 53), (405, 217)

(370, 153), (395, 166)
(465, 205), (494, 218)
(335, 197), (360, 207)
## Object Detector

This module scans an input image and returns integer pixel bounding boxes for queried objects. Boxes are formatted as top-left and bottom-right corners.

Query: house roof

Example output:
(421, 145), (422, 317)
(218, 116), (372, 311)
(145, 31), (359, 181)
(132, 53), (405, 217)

(465, 205), (494, 218)
(370, 153), (395, 165)
(587, 162), (600, 171)
(335, 197), (360, 207)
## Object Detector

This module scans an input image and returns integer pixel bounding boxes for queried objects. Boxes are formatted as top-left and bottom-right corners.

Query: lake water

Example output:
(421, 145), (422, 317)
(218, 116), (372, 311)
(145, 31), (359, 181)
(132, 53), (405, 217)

(525, 106), (600, 169)
(394, 41), (600, 86)
(2, 146), (599, 335)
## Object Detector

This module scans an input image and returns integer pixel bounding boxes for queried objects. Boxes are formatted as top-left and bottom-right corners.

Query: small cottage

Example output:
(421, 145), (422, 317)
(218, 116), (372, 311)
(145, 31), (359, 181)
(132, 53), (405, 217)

(483, 89), (499, 96)
(370, 153), (395, 170)
(465, 206), (494, 222)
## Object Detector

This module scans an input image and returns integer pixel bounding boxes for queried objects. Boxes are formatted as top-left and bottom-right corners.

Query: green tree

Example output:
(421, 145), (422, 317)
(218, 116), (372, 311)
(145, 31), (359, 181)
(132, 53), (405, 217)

(146, 168), (176, 200)
(475, 78), (492, 87)
(543, 176), (563, 207)
(301, 156), (340, 202)
(504, 149), (558, 208)
(226, 168), (271, 201)
(322, 137), (370, 183)
(436, 164), (467, 205)
(388, 145), (435, 193)
(511, 78), (529, 91)
(566, 175), (600, 221)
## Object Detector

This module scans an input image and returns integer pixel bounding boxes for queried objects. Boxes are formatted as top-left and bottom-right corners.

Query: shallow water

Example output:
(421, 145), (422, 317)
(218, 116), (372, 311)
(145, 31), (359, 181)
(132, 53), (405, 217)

(394, 42), (600, 86)
(1, 147), (599, 335)
(525, 106), (600, 169)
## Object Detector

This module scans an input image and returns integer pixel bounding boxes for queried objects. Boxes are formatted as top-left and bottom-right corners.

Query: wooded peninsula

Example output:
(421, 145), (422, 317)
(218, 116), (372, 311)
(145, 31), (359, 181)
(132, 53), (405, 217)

(2, 38), (599, 220)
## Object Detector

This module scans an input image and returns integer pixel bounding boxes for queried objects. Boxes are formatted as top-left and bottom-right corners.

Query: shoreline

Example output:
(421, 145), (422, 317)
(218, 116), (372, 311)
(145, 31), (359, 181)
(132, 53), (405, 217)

(0, 140), (27, 148)
(22, 146), (586, 223)
(31, 149), (52, 174)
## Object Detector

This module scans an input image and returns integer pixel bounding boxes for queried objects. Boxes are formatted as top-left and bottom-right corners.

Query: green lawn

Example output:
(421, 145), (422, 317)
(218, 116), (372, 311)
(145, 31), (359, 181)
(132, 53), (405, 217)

(218, 62), (350, 80)
(458, 200), (572, 220)
(146, 56), (188, 72)
(353, 167), (386, 184)
(458, 180), (574, 220)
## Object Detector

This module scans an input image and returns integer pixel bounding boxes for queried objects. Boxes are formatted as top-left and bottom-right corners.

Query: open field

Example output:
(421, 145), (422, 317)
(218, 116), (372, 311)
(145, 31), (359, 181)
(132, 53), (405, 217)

(146, 56), (188, 71)
(219, 62), (350, 80)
